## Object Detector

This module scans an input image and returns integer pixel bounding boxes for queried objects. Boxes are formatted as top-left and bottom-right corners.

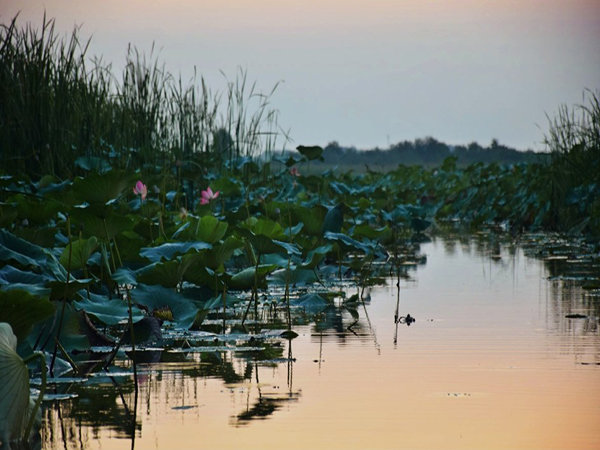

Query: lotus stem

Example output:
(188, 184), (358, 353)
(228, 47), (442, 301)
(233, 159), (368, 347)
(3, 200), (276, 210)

(22, 351), (47, 443)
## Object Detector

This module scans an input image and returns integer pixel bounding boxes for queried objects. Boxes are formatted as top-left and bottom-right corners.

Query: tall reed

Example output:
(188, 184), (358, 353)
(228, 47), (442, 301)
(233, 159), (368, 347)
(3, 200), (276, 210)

(0, 14), (287, 178)
(543, 89), (600, 232)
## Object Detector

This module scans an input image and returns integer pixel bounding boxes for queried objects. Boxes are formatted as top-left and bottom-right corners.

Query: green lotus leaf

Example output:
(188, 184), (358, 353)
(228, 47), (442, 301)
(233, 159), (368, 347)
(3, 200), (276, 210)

(0, 229), (47, 269)
(246, 234), (287, 255)
(271, 267), (318, 286)
(301, 244), (333, 269)
(329, 181), (353, 195)
(182, 264), (224, 290)
(324, 231), (374, 254)
(60, 236), (99, 270)
(174, 216), (228, 243)
(1, 283), (51, 299)
(0, 290), (54, 341)
(322, 203), (345, 235)
(210, 177), (242, 196)
(211, 236), (244, 268)
(292, 205), (326, 236)
(260, 253), (291, 268)
(111, 267), (138, 286)
(352, 224), (392, 241)
(140, 241), (212, 263)
(29, 304), (91, 352)
(296, 145), (324, 161)
(136, 260), (182, 288)
(410, 217), (432, 232)
(272, 240), (301, 256)
(114, 230), (146, 263)
(71, 170), (131, 205)
(0, 203), (18, 228)
(291, 293), (329, 313)
(46, 278), (93, 301)
(228, 265), (276, 290)
(0, 265), (51, 285)
(130, 285), (199, 329)
(253, 218), (286, 240)
(285, 222), (304, 237)
(73, 292), (145, 326)
(74, 156), (111, 174)
(13, 194), (63, 225)
(71, 209), (134, 239)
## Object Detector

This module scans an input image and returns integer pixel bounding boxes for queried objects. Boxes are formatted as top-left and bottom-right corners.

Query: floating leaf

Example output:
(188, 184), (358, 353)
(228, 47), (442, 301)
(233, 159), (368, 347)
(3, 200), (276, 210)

(291, 293), (328, 313)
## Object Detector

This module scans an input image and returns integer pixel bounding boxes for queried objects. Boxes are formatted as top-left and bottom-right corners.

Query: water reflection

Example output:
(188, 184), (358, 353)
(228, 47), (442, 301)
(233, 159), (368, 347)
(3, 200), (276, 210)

(40, 234), (600, 449)
(232, 342), (301, 426)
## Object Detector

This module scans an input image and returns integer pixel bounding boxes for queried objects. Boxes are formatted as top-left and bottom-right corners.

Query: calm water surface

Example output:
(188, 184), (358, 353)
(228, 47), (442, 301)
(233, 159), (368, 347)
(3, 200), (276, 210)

(42, 237), (600, 449)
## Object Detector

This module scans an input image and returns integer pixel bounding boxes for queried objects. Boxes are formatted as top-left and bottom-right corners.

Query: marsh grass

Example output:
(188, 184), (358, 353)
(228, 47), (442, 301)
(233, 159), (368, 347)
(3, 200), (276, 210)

(543, 89), (600, 232)
(0, 14), (287, 178)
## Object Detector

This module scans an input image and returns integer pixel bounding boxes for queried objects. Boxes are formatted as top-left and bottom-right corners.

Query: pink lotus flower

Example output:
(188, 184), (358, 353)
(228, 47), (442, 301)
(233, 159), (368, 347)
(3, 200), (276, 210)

(133, 180), (148, 200)
(200, 186), (220, 205)
(289, 167), (300, 177)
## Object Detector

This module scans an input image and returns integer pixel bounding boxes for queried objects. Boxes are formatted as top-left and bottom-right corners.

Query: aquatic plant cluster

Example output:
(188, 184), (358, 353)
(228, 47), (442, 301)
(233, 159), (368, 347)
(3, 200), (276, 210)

(0, 14), (599, 446)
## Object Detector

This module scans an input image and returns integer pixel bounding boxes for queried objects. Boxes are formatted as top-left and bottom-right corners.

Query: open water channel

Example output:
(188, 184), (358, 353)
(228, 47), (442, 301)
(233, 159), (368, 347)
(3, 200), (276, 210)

(40, 235), (600, 449)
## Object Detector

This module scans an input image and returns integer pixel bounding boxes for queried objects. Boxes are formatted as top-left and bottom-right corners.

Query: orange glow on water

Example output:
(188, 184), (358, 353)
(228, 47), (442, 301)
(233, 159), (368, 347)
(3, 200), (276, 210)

(40, 240), (600, 449)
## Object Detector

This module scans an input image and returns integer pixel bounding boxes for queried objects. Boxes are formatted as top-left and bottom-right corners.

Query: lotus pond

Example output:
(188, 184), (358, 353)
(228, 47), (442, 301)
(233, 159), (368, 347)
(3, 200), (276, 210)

(0, 147), (599, 448)
(33, 234), (600, 449)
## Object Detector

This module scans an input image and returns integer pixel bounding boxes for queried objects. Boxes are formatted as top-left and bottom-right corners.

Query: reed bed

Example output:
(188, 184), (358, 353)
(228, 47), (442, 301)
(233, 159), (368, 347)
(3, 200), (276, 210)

(0, 14), (286, 179)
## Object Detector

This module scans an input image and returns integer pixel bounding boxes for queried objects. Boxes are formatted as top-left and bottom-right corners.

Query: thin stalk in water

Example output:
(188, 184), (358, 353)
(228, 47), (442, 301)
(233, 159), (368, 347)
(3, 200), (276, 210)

(21, 351), (47, 443)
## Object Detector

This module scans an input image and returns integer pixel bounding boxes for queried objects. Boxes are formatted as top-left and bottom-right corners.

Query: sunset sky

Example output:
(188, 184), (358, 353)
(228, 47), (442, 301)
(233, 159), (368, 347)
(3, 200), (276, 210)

(1, 0), (599, 150)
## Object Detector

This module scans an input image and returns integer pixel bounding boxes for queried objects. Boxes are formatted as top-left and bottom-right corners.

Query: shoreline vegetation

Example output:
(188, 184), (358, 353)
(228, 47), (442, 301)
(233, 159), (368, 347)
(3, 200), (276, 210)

(0, 14), (599, 447)
(0, 12), (597, 235)
(1, 14), (597, 236)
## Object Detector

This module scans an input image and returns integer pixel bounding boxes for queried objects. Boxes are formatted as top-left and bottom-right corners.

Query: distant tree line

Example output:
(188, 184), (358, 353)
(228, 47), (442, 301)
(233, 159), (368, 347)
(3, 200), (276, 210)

(311, 137), (547, 170)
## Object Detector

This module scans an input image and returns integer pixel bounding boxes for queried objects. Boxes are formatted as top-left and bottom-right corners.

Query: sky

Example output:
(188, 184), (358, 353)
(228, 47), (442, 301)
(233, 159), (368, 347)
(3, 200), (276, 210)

(1, 0), (599, 151)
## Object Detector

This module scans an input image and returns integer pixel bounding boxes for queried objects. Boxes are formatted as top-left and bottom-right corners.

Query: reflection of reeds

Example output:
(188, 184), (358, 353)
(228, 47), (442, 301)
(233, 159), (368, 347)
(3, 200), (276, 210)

(0, 14), (286, 178)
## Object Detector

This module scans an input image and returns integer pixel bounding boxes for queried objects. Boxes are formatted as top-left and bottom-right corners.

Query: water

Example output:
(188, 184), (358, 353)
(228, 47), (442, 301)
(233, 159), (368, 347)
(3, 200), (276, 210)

(41, 236), (600, 449)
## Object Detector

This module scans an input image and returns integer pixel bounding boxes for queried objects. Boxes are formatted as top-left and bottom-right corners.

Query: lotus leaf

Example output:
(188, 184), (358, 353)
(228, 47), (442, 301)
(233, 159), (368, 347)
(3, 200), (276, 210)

(140, 241), (212, 262)
(0, 290), (54, 341)
(130, 284), (200, 329)
(60, 236), (99, 270)
(296, 145), (324, 161)
(0, 323), (30, 444)
(74, 292), (145, 326)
